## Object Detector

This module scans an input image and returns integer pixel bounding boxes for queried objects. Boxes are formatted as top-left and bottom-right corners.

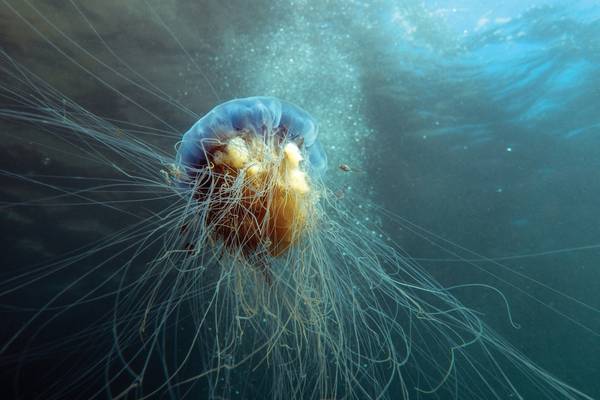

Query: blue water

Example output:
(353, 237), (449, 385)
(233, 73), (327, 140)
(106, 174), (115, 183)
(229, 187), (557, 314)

(0, 0), (599, 399)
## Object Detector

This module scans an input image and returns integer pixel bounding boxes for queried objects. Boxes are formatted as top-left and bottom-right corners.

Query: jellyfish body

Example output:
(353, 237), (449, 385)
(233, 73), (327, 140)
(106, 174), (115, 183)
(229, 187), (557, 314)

(175, 97), (327, 259)
(176, 96), (327, 177)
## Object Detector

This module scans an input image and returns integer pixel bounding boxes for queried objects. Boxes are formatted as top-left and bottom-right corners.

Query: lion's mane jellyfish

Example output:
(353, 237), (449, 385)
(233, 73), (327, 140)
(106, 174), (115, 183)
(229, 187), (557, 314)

(174, 97), (326, 277)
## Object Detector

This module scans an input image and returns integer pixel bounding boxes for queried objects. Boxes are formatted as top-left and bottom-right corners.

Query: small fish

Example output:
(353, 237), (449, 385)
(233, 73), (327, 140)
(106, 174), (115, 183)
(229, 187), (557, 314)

(339, 163), (352, 172)
(339, 163), (364, 173)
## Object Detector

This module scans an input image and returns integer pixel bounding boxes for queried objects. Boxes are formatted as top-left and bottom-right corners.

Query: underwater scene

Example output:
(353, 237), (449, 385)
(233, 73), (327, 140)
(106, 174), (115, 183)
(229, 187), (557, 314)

(1, 0), (599, 399)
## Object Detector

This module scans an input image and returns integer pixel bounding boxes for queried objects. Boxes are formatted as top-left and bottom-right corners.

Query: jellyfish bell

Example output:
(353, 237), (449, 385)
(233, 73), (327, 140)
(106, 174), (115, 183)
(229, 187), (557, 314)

(174, 97), (327, 265)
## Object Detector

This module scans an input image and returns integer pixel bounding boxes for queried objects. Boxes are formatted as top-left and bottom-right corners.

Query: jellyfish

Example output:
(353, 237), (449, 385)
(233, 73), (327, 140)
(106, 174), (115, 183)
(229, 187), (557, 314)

(174, 96), (326, 265)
